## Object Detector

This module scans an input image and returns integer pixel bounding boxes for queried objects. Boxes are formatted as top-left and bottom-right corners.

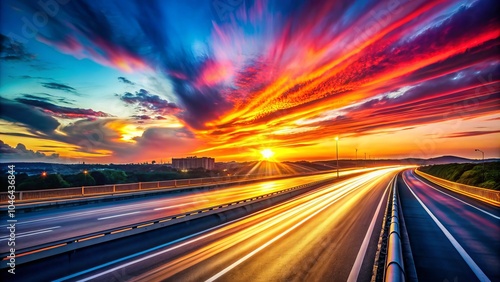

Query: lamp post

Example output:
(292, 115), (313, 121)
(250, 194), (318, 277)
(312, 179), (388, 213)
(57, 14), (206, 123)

(83, 170), (88, 185)
(335, 136), (339, 178)
(475, 149), (485, 181)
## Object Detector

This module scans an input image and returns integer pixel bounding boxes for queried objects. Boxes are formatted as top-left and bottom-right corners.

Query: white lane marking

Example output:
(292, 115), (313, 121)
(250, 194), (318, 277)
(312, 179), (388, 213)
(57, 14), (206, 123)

(204, 179), (364, 282)
(153, 200), (209, 210)
(402, 176), (491, 282)
(0, 226), (61, 239)
(0, 226), (61, 241)
(410, 170), (500, 220)
(347, 176), (392, 282)
(0, 230), (53, 241)
(97, 211), (141, 220)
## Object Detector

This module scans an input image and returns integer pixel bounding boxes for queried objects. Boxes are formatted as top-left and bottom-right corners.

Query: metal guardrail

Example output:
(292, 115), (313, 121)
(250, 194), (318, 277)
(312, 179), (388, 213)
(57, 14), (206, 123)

(0, 175), (343, 268)
(415, 169), (500, 207)
(384, 176), (405, 282)
(0, 171), (332, 204)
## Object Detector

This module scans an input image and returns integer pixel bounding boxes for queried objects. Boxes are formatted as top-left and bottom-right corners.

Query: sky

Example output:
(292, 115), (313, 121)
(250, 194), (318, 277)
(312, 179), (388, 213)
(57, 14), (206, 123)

(0, 0), (499, 163)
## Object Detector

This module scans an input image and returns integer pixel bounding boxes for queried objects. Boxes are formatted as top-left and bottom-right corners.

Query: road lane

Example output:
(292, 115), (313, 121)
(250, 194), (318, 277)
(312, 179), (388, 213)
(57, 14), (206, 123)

(59, 167), (404, 282)
(399, 169), (500, 282)
(0, 168), (379, 252)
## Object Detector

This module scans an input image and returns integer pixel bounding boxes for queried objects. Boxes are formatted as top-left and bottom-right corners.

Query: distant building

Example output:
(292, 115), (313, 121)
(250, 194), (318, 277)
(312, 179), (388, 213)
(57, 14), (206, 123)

(172, 156), (215, 170)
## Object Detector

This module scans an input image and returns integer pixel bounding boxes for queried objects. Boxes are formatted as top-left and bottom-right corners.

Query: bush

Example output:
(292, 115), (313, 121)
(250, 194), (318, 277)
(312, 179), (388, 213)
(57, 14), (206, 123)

(420, 162), (499, 190)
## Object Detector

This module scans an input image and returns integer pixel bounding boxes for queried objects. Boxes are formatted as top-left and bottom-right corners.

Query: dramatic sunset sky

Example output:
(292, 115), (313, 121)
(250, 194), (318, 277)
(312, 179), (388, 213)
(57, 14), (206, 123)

(0, 0), (499, 163)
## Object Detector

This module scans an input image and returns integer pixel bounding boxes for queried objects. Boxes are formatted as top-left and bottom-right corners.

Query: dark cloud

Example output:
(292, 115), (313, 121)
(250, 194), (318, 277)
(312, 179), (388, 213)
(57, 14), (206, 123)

(0, 140), (59, 161)
(57, 119), (125, 155)
(0, 98), (60, 134)
(132, 115), (151, 120)
(41, 82), (77, 93)
(11, 75), (51, 80)
(0, 132), (38, 138)
(15, 98), (112, 119)
(20, 93), (76, 105)
(118, 77), (135, 85)
(0, 34), (35, 61)
(20, 94), (52, 102)
(120, 89), (179, 115)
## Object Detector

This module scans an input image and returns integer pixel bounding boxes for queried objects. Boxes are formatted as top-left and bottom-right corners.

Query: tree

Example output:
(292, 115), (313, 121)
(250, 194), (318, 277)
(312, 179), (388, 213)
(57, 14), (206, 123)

(63, 173), (96, 186)
(90, 171), (107, 185)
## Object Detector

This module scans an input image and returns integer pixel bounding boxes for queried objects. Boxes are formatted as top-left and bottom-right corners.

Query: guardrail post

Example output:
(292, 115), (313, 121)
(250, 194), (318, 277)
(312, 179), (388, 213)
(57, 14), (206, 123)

(113, 185), (116, 193)
(157, 182), (160, 188)
(19, 192), (23, 201)
(81, 186), (85, 196)
(174, 180), (177, 187)
(139, 182), (142, 190)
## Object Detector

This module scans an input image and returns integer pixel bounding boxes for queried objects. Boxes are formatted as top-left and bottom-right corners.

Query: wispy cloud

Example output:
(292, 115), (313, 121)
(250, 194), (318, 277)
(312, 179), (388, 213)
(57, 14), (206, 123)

(41, 82), (77, 93)
(118, 76), (135, 85)
(0, 34), (35, 61)
(120, 89), (180, 116)
(444, 130), (500, 138)
(15, 98), (113, 119)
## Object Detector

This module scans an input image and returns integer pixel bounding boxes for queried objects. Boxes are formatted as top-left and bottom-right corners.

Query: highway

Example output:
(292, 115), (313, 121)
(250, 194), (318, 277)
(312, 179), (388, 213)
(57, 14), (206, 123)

(0, 168), (376, 252)
(399, 169), (500, 282)
(48, 167), (404, 282)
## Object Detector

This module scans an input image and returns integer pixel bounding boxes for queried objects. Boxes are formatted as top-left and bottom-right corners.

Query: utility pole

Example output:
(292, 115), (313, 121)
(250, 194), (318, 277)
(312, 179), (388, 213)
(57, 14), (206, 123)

(355, 148), (358, 167)
(335, 136), (339, 178)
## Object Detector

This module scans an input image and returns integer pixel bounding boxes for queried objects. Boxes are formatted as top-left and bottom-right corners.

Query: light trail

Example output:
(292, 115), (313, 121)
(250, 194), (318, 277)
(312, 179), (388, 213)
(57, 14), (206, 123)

(67, 167), (405, 281)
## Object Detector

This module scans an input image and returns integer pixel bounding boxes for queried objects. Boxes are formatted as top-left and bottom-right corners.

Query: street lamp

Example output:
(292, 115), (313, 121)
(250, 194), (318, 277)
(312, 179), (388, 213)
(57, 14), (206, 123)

(83, 170), (88, 185)
(475, 149), (485, 181)
(335, 136), (339, 178)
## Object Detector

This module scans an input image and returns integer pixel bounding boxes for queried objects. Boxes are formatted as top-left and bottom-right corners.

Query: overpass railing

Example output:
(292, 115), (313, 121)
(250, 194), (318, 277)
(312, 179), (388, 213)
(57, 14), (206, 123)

(0, 170), (333, 204)
(415, 169), (500, 207)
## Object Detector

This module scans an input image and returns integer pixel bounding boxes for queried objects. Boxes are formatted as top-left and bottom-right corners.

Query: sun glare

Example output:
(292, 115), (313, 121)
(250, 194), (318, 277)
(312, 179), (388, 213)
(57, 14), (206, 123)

(260, 148), (275, 159)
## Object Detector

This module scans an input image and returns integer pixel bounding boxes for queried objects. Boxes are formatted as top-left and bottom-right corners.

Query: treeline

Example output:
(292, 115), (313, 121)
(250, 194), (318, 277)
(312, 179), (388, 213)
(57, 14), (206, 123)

(0, 168), (219, 191)
(419, 162), (500, 190)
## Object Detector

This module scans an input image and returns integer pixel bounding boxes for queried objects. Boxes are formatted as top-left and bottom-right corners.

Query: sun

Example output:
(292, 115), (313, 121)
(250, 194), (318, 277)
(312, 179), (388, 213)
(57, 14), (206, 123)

(260, 148), (275, 160)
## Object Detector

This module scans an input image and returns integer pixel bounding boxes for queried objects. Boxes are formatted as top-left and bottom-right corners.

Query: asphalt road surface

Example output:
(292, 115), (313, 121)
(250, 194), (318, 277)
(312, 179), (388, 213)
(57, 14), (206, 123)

(53, 167), (404, 282)
(399, 169), (500, 282)
(0, 168), (377, 252)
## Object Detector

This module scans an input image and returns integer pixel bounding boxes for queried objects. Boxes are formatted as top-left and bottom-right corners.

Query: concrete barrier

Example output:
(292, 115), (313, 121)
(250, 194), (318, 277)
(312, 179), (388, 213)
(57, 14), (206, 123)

(415, 169), (500, 207)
